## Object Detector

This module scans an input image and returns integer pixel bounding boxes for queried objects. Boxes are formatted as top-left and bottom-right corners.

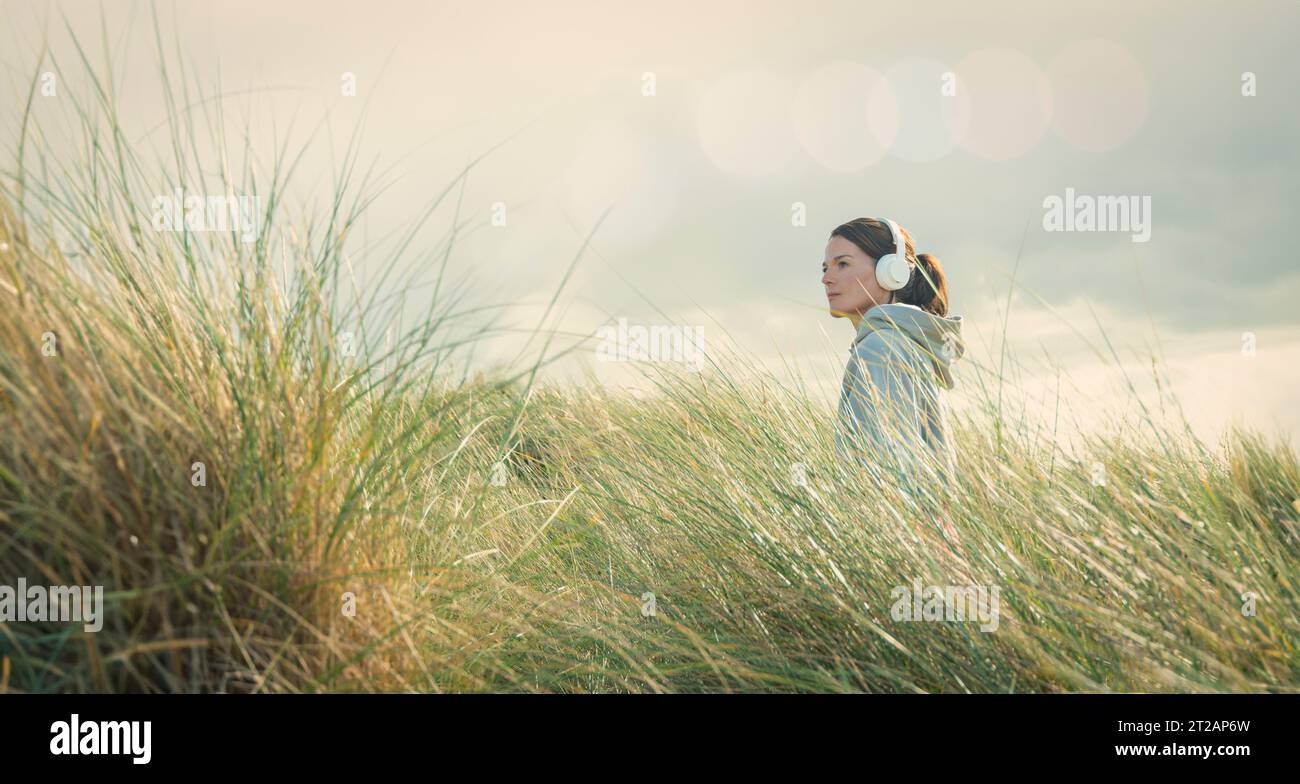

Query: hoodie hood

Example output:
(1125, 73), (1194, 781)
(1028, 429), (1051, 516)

(853, 303), (965, 389)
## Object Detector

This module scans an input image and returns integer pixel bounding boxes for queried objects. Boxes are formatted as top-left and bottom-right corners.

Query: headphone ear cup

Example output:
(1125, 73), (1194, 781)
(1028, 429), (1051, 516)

(875, 253), (911, 291)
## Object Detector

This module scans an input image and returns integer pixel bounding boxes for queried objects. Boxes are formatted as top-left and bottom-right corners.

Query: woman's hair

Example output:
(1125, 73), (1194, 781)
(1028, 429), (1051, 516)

(830, 217), (949, 316)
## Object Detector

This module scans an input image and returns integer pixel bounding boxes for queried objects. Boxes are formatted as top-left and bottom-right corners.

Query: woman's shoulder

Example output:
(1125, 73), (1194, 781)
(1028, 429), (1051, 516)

(853, 325), (919, 360)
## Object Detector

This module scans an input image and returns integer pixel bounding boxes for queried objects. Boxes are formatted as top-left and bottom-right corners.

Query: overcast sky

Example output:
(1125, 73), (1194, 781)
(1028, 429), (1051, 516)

(3, 0), (1298, 446)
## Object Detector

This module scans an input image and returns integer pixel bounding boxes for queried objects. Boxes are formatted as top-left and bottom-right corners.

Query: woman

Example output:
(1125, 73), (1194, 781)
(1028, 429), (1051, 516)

(821, 217), (965, 488)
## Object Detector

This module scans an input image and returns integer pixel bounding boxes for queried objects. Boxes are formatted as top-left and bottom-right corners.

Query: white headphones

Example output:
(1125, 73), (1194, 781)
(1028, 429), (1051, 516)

(874, 218), (912, 292)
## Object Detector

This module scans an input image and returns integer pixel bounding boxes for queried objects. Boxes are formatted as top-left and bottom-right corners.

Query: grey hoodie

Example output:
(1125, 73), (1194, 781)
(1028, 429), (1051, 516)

(834, 303), (966, 486)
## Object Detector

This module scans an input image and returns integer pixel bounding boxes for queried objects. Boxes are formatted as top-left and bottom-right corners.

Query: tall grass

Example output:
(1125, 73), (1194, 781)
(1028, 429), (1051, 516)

(1, 21), (1297, 693)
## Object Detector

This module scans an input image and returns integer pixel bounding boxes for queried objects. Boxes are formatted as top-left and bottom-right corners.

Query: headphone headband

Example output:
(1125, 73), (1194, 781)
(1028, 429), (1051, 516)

(883, 218), (903, 259)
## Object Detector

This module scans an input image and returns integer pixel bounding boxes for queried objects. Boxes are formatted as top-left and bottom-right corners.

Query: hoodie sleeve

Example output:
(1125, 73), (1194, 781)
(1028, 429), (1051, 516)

(837, 328), (930, 472)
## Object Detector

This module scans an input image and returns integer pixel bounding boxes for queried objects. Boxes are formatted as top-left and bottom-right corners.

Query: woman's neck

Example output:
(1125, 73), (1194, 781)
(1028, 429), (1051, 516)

(849, 298), (891, 330)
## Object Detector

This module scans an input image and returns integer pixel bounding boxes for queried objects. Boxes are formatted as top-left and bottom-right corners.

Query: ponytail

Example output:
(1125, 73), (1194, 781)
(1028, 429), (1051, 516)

(896, 252), (948, 316)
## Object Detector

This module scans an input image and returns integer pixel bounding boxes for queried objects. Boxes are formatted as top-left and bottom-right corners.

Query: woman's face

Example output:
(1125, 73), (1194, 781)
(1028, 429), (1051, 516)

(822, 235), (889, 318)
